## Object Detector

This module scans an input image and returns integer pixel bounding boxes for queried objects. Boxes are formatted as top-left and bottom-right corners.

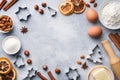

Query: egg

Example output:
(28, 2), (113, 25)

(88, 26), (102, 38)
(86, 8), (98, 22)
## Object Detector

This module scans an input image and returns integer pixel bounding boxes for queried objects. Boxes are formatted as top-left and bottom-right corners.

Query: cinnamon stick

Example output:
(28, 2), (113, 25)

(114, 33), (120, 44)
(3, 0), (18, 11)
(48, 71), (55, 80)
(109, 33), (120, 51)
(37, 72), (48, 80)
(0, 0), (7, 9)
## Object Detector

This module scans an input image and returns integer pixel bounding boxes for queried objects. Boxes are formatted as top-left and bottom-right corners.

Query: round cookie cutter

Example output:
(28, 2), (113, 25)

(87, 65), (114, 80)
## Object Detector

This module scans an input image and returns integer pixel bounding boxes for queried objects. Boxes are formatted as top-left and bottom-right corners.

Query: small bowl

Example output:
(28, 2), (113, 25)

(2, 36), (21, 55)
(87, 65), (114, 80)
(99, 0), (120, 30)
(0, 15), (13, 33)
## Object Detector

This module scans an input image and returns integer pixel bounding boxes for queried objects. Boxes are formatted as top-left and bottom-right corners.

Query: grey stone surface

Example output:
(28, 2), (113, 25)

(0, 0), (119, 80)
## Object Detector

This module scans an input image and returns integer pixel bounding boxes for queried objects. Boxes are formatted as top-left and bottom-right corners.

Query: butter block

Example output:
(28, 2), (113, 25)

(92, 68), (111, 80)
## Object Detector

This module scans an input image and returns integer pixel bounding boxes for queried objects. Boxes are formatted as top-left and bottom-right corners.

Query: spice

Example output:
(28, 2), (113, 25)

(0, 0), (7, 9)
(47, 71), (55, 80)
(21, 26), (28, 34)
(34, 4), (39, 10)
(42, 65), (48, 70)
(86, 3), (90, 7)
(55, 68), (61, 74)
(24, 50), (30, 56)
(41, 2), (47, 8)
(37, 72), (48, 80)
(94, 3), (97, 7)
(90, 0), (95, 3)
(80, 55), (85, 59)
(39, 9), (44, 14)
(101, 1), (120, 28)
(82, 62), (88, 69)
(27, 59), (32, 64)
(76, 60), (82, 65)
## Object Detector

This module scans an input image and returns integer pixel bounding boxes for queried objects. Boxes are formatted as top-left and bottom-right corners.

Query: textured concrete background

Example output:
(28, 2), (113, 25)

(0, 0), (119, 80)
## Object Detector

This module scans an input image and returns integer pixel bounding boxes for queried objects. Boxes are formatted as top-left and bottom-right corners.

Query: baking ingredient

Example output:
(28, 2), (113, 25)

(21, 26), (28, 34)
(59, 1), (74, 15)
(27, 59), (32, 64)
(0, 68), (17, 80)
(76, 60), (82, 65)
(55, 68), (61, 74)
(88, 26), (102, 38)
(42, 2), (47, 8)
(94, 3), (97, 7)
(34, 4), (39, 10)
(2, 36), (21, 54)
(3, 0), (18, 11)
(24, 50), (30, 56)
(80, 55), (85, 59)
(86, 3), (90, 7)
(71, 0), (86, 14)
(101, 1), (120, 28)
(92, 68), (112, 80)
(109, 33), (120, 51)
(82, 62), (88, 69)
(39, 9), (44, 14)
(90, 0), (95, 3)
(0, 57), (12, 75)
(0, 15), (13, 32)
(42, 65), (48, 70)
(0, 0), (7, 9)
(37, 72), (48, 80)
(48, 71), (55, 80)
(86, 8), (98, 22)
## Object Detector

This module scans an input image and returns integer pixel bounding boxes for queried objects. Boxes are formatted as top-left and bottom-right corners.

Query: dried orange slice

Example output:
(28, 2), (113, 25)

(0, 57), (12, 75)
(59, 1), (74, 15)
(69, 0), (86, 14)
(0, 68), (17, 80)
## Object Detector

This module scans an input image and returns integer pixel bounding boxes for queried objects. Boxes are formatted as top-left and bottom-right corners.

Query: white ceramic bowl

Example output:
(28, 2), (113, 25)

(99, 0), (120, 30)
(2, 36), (21, 55)
(87, 65), (114, 80)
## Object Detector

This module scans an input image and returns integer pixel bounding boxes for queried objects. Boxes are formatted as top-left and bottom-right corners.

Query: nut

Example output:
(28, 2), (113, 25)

(80, 55), (85, 59)
(34, 4), (39, 10)
(42, 65), (48, 70)
(39, 9), (44, 14)
(55, 68), (61, 74)
(27, 59), (32, 64)
(86, 3), (90, 7)
(76, 60), (82, 65)
(41, 2), (47, 8)
(94, 3), (97, 7)
(24, 50), (30, 56)
(90, 0), (95, 3)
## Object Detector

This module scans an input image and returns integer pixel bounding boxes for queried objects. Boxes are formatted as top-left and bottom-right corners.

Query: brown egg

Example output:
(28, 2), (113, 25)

(86, 8), (98, 22)
(88, 26), (102, 38)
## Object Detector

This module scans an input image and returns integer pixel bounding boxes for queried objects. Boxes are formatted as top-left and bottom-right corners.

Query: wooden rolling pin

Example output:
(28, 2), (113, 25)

(101, 40), (120, 80)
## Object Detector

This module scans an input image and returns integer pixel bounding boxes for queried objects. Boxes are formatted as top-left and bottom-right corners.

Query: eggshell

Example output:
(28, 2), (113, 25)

(86, 8), (98, 22)
(88, 26), (102, 38)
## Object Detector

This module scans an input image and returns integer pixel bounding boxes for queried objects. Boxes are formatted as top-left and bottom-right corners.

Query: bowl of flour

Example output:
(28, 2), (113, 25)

(99, 0), (120, 30)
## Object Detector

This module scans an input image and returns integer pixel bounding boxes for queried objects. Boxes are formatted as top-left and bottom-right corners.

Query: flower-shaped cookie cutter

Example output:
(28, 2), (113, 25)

(66, 68), (80, 80)
(15, 6), (31, 22)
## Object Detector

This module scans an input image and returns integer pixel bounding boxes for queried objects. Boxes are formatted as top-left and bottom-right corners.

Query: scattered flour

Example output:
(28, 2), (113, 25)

(101, 1), (120, 27)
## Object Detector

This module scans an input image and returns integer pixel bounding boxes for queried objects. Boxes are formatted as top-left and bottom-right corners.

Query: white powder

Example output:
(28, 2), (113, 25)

(101, 1), (120, 27)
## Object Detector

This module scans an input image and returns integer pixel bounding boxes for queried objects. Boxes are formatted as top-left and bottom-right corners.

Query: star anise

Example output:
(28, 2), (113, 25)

(21, 26), (28, 34)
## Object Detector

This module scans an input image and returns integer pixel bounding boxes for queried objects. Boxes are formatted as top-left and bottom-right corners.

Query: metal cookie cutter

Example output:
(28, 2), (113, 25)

(14, 55), (25, 68)
(48, 6), (57, 17)
(66, 68), (80, 80)
(86, 45), (103, 64)
(23, 67), (37, 80)
(15, 6), (31, 22)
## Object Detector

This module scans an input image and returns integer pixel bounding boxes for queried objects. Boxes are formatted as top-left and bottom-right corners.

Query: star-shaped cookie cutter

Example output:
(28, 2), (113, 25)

(15, 6), (31, 22)
(66, 68), (80, 80)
